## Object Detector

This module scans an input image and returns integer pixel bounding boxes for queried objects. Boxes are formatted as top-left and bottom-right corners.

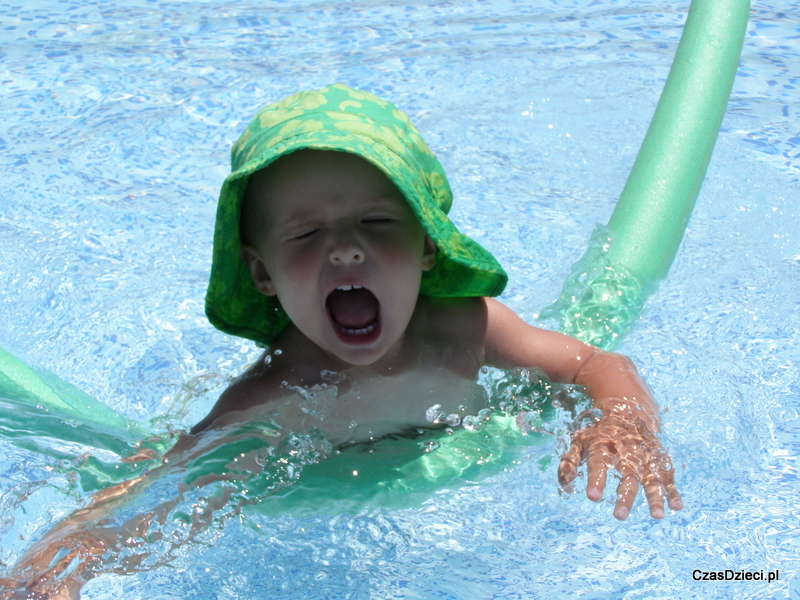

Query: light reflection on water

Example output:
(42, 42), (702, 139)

(1, 0), (799, 598)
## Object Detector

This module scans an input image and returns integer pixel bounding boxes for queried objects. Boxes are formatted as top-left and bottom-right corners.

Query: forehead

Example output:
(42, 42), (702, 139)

(247, 149), (408, 217)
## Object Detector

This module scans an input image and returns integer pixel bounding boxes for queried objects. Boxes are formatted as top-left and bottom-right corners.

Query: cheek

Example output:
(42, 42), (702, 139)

(269, 247), (321, 296)
(379, 227), (427, 266)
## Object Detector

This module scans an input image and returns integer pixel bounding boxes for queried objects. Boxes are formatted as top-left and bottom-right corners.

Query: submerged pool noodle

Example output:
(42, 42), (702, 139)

(550, 0), (749, 349)
(0, 0), (749, 494)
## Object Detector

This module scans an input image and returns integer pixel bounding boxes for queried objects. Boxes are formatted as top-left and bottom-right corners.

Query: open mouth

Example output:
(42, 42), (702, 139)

(325, 285), (381, 344)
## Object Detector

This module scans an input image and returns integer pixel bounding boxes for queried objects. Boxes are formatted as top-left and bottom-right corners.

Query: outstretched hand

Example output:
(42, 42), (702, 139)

(558, 409), (683, 520)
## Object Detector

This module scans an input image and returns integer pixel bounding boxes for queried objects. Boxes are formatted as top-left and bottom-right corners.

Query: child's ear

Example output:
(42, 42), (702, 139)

(240, 244), (277, 296)
(421, 235), (437, 271)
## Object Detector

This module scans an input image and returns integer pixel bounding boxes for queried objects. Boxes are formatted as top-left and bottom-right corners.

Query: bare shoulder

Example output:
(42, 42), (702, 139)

(416, 295), (488, 344)
(189, 353), (288, 434)
(191, 324), (332, 434)
(403, 296), (488, 379)
(412, 296), (593, 382)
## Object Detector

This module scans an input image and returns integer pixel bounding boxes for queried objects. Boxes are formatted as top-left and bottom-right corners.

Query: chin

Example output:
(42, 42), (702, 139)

(319, 330), (400, 367)
(328, 343), (390, 367)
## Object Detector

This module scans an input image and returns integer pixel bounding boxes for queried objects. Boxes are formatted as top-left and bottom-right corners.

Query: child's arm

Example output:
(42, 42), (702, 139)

(0, 473), (158, 599)
(1, 383), (308, 599)
(482, 298), (683, 520)
(0, 427), (269, 599)
(0, 433), (202, 599)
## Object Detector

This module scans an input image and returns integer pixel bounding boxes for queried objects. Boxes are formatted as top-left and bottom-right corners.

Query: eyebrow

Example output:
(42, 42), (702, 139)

(269, 207), (320, 232)
(281, 193), (405, 221)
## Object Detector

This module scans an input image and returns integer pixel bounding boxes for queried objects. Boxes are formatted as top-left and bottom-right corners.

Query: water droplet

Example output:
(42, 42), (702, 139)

(445, 413), (461, 426)
(320, 370), (345, 384)
(423, 440), (439, 453)
(462, 415), (482, 431)
(425, 403), (445, 423)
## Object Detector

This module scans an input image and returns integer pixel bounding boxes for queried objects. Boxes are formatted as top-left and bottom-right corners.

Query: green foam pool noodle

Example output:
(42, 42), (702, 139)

(0, 347), (136, 432)
(544, 0), (750, 349)
(608, 0), (751, 284)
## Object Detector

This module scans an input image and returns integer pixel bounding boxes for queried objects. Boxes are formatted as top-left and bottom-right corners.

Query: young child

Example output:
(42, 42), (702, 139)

(0, 83), (682, 600)
(196, 83), (682, 521)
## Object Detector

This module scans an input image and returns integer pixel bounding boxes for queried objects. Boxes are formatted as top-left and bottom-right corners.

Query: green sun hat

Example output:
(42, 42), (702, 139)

(206, 84), (508, 345)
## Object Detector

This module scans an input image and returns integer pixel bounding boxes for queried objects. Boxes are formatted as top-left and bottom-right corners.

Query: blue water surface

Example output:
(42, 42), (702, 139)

(1, 0), (799, 598)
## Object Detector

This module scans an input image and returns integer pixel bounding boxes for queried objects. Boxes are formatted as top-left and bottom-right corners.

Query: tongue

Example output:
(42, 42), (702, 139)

(327, 288), (379, 329)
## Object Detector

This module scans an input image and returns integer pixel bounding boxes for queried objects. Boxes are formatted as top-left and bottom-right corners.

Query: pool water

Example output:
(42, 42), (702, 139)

(1, 0), (799, 598)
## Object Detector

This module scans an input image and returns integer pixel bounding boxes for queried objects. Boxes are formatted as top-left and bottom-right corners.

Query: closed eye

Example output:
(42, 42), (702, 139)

(292, 229), (319, 240)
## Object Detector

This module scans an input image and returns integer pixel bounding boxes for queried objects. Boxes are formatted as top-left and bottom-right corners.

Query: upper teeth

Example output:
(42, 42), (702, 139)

(337, 285), (362, 291)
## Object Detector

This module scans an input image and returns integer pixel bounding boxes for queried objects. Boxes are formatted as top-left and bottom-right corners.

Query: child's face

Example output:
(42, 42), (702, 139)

(241, 150), (436, 366)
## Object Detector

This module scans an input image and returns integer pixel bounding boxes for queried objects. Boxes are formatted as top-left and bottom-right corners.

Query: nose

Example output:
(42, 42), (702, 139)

(328, 233), (364, 265)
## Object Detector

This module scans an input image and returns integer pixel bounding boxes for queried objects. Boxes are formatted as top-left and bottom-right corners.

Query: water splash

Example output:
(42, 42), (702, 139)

(539, 226), (647, 351)
(481, 367), (591, 439)
(1, 367), (587, 595)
